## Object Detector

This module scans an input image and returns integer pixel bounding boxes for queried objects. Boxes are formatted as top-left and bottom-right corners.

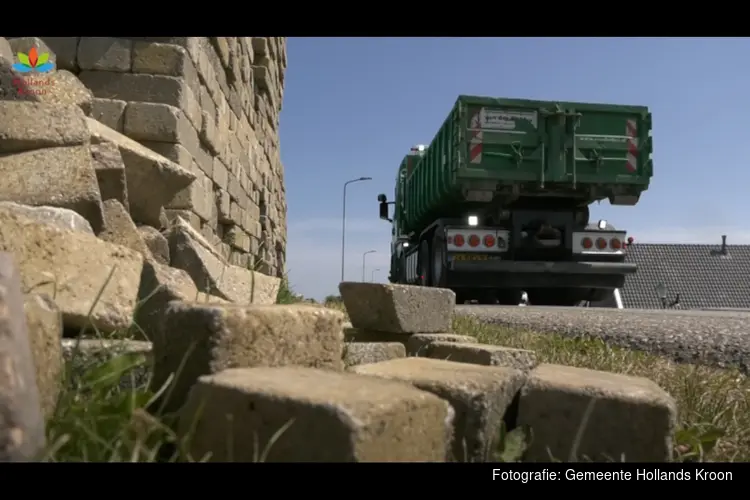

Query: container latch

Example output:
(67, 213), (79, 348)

(510, 142), (524, 168)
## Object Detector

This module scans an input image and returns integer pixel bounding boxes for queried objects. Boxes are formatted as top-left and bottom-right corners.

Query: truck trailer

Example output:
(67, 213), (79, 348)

(377, 95), (653, 306)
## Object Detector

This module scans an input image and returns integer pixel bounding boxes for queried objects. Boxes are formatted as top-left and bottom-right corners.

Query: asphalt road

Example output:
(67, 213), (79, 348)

(454, 305), (750, 373)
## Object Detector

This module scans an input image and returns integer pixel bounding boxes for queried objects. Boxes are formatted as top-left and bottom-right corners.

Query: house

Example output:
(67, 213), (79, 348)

(619, 235), (750, 310)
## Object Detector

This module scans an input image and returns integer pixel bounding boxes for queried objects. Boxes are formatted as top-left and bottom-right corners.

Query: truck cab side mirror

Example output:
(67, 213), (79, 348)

(379, 202), (389, 221)
(377, 194), (391, 221)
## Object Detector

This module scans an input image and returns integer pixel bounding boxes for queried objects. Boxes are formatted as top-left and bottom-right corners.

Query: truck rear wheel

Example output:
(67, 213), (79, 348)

(418, 232), (449, 289)
(418, 240), (430, 286)
(397, 252), (407, 283)
(430, 232), (447, 288)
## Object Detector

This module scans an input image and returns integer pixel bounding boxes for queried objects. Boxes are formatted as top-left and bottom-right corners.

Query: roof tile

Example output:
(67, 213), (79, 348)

(621, 242), (750, 310)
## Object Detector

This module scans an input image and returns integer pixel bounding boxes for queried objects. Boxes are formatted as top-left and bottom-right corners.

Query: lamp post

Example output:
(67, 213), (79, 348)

(371, 268), (381, 282)
(341, 176), (372, 282)
(362, 250), (376, 282)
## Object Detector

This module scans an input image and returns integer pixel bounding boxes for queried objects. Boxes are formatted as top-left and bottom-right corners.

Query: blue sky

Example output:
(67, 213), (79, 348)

(279, 37), (750, 300)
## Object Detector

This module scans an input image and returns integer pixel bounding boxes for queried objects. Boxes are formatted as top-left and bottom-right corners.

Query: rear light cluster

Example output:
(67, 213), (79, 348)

(449, 233), (505, 249)
(581, 236), (623, 251)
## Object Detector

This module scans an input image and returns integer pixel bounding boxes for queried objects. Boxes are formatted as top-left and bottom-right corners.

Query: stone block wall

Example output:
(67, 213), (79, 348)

(40, 37), (287, 277)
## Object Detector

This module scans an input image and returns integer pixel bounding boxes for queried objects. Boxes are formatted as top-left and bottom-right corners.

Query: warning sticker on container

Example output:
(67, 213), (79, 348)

(478, 108), (538, 131)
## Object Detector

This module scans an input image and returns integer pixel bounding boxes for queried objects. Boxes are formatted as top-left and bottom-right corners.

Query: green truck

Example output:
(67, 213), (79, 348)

(377, 95), (653, 305)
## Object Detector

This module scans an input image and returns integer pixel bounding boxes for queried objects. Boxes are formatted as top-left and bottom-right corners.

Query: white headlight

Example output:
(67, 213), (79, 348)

(597, 219), (608, 230)
(467, 215), (479, 227)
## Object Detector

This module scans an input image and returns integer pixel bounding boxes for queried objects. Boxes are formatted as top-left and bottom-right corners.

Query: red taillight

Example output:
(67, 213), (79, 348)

(453, 234), (465, 247)
(483, 234), (496, 247)
(582, 237), (593, 249)
(596, 238), (607, 250)
(468, 234), (480, 247)
(610, 238), (622, 250)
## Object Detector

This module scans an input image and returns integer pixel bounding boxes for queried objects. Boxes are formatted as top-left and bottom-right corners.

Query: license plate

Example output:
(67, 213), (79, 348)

(451, 253), (492, 261)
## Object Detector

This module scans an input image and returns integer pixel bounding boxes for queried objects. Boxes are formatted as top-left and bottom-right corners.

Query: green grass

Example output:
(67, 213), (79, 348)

(43, 294), (749, 462)
(46, 347), (177, 462)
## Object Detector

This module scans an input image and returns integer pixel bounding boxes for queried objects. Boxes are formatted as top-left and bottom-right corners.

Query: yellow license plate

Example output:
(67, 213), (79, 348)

(452, 253), (490, 261)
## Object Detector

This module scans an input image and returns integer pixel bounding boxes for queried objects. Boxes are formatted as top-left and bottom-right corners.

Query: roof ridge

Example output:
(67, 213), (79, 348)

(630, 243), (750, 247)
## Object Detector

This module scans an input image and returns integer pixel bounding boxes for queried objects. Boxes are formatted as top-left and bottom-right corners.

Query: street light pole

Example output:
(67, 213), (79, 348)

(371, 268), (380, 282)
(362, 250), (376, 282)
(341, 176), (373, 282)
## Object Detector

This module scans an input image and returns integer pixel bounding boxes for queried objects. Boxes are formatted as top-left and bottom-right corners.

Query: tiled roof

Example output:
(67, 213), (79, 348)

(621, 241), (750, 310)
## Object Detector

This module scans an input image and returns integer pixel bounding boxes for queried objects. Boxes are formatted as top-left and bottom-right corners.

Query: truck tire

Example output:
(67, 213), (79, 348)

(418, 240), (430, 286)
(430, 232), (447, 288)
(397, 252), (407, 283)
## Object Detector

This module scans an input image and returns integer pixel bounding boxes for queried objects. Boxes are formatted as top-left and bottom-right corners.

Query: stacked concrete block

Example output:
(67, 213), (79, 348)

(338, 282), (458, 367)
(427, 341), (539, 372)
(337, 282), (678, 462)
(338, 281), (537, 370)
(40, 37), (287, 278)
(179, 366), (454, 462)
(517, 364), (677, 461)
(153, 302), (346, 413)
(353, 357), (527, 462)
(0, 37), (280, 338)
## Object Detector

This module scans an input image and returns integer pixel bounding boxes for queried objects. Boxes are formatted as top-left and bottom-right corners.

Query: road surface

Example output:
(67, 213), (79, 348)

(454, 305), (750, 373)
